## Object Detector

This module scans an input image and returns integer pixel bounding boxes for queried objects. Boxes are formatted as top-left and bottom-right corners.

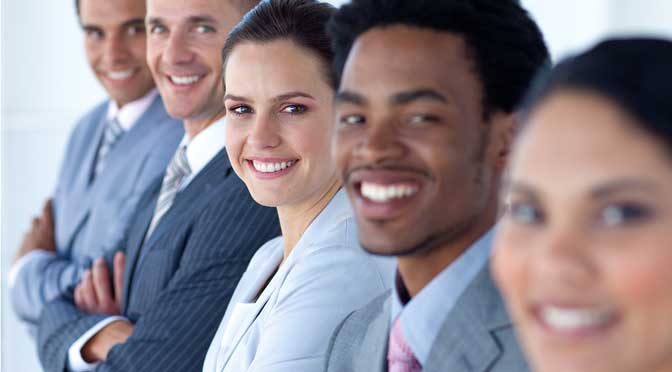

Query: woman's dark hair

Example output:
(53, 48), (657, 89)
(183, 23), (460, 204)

(327, 0), (550, 118)
(222, 0), (336, 88)
(523, 37), (672, 150)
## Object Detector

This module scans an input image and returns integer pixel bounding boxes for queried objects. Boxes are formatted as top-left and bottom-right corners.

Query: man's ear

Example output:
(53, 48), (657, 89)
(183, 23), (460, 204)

(486, 111), (518, 170)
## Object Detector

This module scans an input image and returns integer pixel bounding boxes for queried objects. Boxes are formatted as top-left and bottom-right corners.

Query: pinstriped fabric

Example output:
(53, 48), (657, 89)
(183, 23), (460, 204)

(144, 145), (191, 240)
(37, 149), (281, 372)
(92, 117), (124, 180)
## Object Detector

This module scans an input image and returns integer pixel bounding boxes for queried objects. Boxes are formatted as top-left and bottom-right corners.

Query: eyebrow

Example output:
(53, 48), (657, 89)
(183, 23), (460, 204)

(334, 91), (367, 106)
(223, 91), (316, 103)
(147, 15), (217, 25)
(591, 179), (658, 199)
(391, 89), (447, 105)
(333, 88), (447, 107)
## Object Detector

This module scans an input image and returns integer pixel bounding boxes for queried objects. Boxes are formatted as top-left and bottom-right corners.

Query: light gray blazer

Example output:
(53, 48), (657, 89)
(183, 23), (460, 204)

(203, 189), (395, 372)
(11, 95), (183, 329)
(325, 264), (530, 372)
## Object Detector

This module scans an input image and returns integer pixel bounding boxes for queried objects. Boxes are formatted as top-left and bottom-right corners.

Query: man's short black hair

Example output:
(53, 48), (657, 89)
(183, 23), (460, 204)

(327, 0), (550, 117)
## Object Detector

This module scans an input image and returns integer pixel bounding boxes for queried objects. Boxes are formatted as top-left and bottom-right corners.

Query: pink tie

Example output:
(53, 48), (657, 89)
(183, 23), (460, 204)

(387, 318), (422, 372)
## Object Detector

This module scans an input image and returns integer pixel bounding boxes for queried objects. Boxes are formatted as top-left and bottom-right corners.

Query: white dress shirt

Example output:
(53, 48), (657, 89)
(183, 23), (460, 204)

(67, 117), (227, 371)
(8, 89), (159, 289)
(202, 189), (395, 372)
(390, 228), (494, 365)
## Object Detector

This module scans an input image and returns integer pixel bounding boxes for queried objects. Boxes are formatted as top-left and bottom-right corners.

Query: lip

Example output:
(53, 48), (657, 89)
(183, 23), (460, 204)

(101, 68), (138, 85)
(530, 302), (619, 340)
(346, 168), (428, 220)
(163, 72), (207, 91)
(245, 157), (300, 180)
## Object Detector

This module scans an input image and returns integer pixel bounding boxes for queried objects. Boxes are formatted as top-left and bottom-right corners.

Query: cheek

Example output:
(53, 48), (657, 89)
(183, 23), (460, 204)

(333, 130), (355, 175)
(491, 225), (530, 305)
(225, 124), (247, 169)
(602, 236), (672, 311)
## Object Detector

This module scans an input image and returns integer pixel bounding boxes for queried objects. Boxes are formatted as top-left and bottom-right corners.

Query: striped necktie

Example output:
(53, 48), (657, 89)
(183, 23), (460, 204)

(144, 145), (191, 241)
(93, 117), (124, 180)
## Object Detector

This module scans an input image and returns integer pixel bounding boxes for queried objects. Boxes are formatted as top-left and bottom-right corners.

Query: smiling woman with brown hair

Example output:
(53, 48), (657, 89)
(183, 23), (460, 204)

(201, 1), (394, 371)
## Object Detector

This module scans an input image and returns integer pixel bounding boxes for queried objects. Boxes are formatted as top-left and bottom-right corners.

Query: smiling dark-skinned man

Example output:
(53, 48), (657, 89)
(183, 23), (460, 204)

(325, 0), (549, 371)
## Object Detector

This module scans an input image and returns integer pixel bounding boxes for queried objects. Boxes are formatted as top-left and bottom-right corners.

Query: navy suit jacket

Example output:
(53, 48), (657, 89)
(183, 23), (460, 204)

(37, 148), (281, 372)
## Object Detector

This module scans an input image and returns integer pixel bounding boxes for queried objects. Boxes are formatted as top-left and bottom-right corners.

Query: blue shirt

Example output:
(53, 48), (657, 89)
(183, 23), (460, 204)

(390, 228), (494, 365)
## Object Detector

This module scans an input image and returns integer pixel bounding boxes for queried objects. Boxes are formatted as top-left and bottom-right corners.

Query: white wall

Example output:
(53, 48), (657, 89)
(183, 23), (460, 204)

(2, 1), (671, 371)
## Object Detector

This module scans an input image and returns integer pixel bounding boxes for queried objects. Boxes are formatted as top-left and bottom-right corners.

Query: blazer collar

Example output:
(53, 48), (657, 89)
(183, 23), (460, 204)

(424, 264), (512, 372)
(215, 189), (351, 370)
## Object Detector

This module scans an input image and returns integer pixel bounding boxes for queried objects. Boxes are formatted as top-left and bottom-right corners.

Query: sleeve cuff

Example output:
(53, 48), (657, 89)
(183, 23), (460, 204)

(8, 250), (54, 289)
(67, 316), (128, 371)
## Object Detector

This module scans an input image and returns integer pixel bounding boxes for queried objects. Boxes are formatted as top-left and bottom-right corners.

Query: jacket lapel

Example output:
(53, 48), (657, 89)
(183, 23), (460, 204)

(61, 111), (108, 254)
(121, 176), (162, 313)
(215, 242), (284, 370)
(424, 266), (511, 372)
(142, 148), (231, 250)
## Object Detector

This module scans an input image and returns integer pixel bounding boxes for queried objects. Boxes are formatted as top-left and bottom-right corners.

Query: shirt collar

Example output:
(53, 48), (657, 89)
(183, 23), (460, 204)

(391, 228), (495, 365)
(180, 116), (227, 177)
(105, 89), (158, 131)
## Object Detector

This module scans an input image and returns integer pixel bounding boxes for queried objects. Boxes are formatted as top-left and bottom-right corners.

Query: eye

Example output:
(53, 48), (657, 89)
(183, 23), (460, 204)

(339, 114), (365, 126)
(229, 105), (252, 116)
(404, 114), (440, 126)
(85, 29), (104, 41)
(599, 203), (652, 227)
(508, 201), (544, 225)
(280, 104), (307, 115)
(196, 25), (215, 34)
(127, 24), (146, 36)
(150, 24), (167, 35)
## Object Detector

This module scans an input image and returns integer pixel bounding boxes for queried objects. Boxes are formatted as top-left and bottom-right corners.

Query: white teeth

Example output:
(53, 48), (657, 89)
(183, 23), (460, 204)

(360, 182), (418, 203)
(253, 160), (296, 173)
(540, 306), (614, 331)
(169, 75), (201, 85)
(107, 69), (134, 80)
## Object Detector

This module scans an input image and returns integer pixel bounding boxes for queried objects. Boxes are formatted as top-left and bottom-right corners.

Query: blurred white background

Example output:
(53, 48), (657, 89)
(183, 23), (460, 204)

(2, 0), (671, 370)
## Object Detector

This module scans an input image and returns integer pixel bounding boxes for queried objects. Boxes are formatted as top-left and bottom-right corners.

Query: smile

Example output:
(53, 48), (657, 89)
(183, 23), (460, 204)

(169, 75), (202, 86)
(537, 305), (617, 332)
(252, 160), (297, 173)
(360, 182), (418, 203)
(106, 69), (136, 81)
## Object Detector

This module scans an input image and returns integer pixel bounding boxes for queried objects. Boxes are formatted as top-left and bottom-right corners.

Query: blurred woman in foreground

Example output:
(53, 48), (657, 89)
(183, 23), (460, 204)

(493, 38), (672, 372)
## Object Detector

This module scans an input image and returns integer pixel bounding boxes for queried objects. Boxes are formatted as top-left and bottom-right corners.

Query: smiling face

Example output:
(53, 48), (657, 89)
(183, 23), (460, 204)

(223, 39), (337, 208)
(80, 0), (155, 107)
(334, 25), (511, 256)
(493, 91), (672, 372)
(146, 0), (243, 122)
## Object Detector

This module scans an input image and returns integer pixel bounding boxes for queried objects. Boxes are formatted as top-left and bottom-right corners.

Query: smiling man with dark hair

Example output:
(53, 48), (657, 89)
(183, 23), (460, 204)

(325, 0), (549, 371)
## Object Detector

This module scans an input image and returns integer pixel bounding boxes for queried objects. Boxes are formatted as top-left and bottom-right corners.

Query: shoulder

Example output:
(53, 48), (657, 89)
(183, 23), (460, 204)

(70, 100), (109, 137)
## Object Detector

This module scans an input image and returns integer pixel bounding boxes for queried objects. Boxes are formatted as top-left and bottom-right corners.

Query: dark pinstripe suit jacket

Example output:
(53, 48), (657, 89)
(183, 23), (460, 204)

(36, 148), (281, 372)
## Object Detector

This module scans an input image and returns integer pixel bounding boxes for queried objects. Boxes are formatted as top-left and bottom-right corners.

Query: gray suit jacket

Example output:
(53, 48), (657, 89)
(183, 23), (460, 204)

(325, 265), (529, 372)
(11, 95), (183, 330)
(36, 148), (281, 372)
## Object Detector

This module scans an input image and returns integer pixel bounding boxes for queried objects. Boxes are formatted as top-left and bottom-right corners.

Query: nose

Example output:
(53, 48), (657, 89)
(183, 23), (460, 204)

(535, 226), (596, 288)
(164, 31), (193, 65)
(247, 113), (281, 149)
(104, 32), (131, 66)
(354, 120), (405, 163)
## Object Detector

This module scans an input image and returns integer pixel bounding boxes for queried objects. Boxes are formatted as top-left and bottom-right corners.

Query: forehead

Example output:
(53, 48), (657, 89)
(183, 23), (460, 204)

(225, 40), (329, 96)
(512, 92), (672, 190)
(147, 0), (238, 24)
(340, 25), (481, 105)
(79, 0), (146, 24)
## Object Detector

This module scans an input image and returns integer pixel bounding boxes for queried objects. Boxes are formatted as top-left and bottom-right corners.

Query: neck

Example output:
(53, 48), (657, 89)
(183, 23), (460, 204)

(276, 177), (341, 260)
(184, 110), (225, 140)
(397, 201), (497, 298)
